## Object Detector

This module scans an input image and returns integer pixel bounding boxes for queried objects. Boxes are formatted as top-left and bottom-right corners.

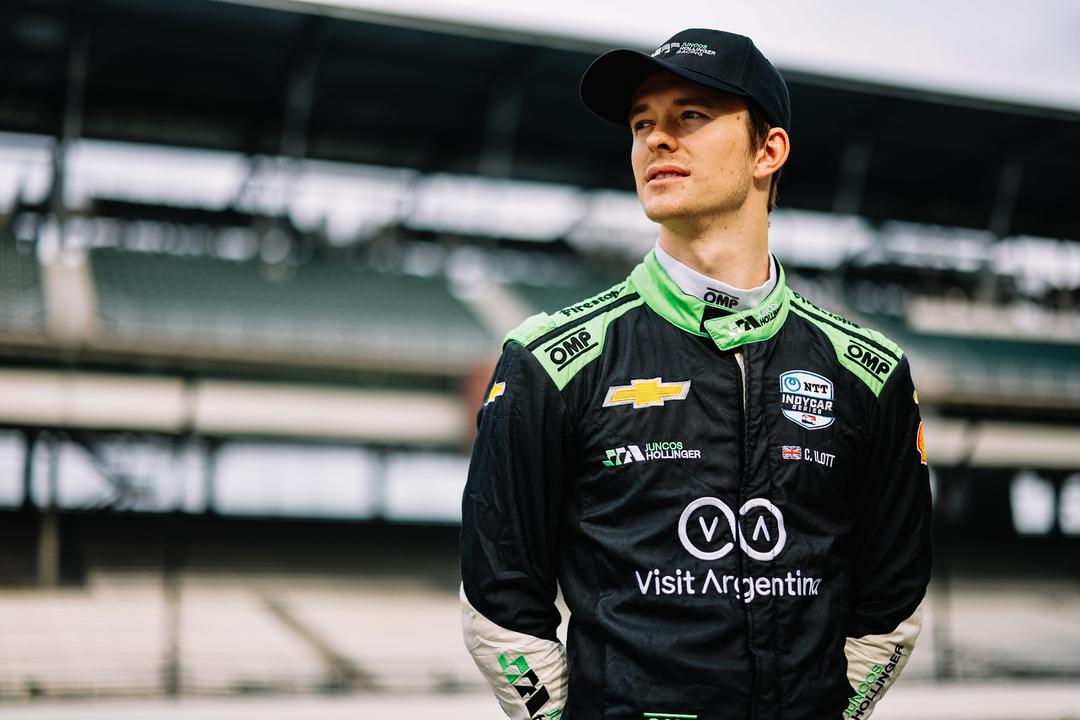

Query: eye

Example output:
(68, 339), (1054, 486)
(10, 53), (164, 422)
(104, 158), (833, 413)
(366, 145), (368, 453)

(682, 110), (706, 120)
(632, 119), (653, 133)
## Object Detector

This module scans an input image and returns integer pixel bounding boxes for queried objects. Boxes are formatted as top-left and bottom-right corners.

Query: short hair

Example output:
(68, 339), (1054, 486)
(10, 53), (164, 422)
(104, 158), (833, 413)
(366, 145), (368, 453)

(745, 99), (782, 212)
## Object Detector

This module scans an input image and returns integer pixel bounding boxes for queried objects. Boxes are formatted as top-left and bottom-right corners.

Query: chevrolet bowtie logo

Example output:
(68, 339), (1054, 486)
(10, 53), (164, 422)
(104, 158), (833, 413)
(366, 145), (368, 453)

(484, 381), (506, 406)
(602, 377), (691, 409)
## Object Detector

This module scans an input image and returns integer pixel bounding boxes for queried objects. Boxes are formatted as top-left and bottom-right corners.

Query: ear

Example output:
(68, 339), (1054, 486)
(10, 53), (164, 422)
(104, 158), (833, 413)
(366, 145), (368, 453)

(754, 127), (789, 181)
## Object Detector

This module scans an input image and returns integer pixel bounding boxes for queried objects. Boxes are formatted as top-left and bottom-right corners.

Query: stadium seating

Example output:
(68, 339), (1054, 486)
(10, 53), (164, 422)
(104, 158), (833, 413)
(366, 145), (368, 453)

(0, 576), (165, 698)
(255, 575), (478, 693)
(0, 569), (479, 699)
(906, 579), (1080, 681)
(0, 231), (45, 336)
(177, 575), (329, 694)
(89, 248), (494, 370)
(1, 568), (1078, 699)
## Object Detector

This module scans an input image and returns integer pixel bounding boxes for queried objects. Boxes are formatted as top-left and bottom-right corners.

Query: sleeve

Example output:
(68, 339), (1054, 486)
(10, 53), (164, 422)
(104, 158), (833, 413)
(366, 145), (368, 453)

(842, 356), (933, 720)
(460, 340), (571, 720)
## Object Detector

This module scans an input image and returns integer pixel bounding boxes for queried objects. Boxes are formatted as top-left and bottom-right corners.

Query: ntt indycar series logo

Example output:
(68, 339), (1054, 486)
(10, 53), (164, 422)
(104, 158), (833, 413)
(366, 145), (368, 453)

(780, 370), (835, 430)
(634, 496), (822, 604)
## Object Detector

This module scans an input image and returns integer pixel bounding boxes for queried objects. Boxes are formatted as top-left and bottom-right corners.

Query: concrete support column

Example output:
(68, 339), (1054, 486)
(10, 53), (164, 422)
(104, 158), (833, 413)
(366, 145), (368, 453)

(35, 434), (61, 587)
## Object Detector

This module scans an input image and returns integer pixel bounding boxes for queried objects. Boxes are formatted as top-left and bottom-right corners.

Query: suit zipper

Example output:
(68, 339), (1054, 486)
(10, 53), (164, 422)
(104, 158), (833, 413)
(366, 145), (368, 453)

(734, 350), (747, 414)
(734, 348), (759, 720)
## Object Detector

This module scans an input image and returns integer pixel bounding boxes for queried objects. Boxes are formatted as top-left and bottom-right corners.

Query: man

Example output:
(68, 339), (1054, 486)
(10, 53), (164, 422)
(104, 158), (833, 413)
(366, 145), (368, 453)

(461, 28), (932, 720)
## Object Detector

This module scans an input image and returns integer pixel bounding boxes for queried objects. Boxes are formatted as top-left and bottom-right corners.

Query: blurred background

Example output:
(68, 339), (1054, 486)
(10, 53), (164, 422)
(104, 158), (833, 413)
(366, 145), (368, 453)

(0, 0), (1078, 718)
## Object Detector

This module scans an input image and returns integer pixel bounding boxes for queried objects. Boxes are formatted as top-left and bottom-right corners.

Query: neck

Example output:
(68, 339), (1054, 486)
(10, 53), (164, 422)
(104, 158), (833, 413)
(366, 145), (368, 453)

(656, 208), (771, 288)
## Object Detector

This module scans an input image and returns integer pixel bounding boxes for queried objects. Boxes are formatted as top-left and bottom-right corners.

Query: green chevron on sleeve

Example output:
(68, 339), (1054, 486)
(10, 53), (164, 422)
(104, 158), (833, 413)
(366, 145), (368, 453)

(787, 289), (904, 397)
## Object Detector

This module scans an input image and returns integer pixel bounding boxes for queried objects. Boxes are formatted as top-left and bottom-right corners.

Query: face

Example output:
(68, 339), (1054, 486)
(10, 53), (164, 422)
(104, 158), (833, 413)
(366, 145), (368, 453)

(629, 71), (759, 227)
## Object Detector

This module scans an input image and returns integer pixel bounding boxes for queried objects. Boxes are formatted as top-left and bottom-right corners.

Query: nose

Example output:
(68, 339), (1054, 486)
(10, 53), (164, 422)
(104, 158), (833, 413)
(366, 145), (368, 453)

(645, 118), (678, 153)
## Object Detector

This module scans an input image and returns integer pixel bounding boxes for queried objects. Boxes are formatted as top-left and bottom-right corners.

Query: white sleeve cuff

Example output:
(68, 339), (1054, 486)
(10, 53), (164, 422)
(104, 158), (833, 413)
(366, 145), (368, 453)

(842, 603), (923, 719)
(461, 584), (569, 720)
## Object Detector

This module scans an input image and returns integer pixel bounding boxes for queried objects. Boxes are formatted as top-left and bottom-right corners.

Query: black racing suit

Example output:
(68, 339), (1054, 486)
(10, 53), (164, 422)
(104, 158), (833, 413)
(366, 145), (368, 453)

(461, 251), (932, 720)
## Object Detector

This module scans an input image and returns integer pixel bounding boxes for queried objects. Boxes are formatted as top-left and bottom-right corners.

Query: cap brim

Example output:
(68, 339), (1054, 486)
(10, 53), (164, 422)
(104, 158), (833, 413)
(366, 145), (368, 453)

(579, 49), (751, 127)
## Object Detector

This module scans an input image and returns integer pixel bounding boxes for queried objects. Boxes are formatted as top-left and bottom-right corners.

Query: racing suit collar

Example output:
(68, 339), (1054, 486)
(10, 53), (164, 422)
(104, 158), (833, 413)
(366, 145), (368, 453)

(653, 240), (778, 312)
(629, 249), (790, 351)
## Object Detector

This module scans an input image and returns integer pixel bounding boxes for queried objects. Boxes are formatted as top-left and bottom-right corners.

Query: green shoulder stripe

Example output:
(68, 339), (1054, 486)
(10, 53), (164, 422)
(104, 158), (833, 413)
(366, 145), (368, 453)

(787, 289), (904, 397)
(504, 311), (558, 347)
(503, 280), (631, 347)
(504, 280), (642, 390)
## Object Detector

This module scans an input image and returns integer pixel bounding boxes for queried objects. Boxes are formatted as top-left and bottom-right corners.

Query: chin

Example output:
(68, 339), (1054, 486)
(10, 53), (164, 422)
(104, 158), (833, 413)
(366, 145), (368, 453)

(640, 198), (690, 224)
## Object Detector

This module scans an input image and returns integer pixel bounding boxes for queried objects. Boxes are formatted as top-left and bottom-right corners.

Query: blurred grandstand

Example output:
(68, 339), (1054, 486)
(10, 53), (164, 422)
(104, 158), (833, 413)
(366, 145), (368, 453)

(0, 0), (1078, 712)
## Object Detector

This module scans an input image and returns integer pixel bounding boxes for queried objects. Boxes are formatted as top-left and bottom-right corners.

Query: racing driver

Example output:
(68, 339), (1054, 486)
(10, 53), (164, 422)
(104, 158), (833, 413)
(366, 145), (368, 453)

(460, 28), (932, 720)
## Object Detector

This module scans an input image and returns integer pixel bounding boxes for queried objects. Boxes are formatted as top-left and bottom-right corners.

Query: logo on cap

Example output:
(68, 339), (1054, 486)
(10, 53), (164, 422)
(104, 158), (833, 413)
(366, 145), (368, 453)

(653, 41), (717, 58)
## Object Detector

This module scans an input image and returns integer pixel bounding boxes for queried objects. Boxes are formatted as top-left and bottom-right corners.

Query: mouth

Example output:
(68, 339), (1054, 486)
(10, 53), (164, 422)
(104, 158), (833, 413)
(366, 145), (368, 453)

(646, 165), (690, 184)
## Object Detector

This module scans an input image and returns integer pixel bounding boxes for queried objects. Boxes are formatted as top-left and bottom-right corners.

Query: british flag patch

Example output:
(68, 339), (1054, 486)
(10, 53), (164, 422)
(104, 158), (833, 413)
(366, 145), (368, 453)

(782, 446), (801, 461)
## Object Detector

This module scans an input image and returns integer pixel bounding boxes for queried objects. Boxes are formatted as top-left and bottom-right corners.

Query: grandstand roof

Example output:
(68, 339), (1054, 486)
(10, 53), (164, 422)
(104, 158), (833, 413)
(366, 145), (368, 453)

(2, 0), (1079, 241)
(276, 0), (1080, 115)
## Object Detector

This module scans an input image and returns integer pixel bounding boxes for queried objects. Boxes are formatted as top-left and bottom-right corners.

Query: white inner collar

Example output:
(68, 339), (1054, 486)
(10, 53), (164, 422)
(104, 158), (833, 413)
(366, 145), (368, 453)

(654, 241), (776, 313)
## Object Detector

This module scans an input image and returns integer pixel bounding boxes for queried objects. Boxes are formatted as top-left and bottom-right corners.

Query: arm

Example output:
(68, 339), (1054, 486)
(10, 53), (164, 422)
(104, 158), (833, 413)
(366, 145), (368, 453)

(843, 357), (933, 720)
(460, 341), (570, 720)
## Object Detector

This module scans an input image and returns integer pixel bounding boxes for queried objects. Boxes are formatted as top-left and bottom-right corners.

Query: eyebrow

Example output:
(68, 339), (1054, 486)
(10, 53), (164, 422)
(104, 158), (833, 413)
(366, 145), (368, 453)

(628, 96), (722, 122)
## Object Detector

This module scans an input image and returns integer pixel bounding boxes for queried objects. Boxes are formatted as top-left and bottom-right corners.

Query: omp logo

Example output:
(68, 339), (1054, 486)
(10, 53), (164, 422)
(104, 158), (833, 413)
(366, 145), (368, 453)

(484, 381), (505, 406)
(845, 341), (892, 379)
(704, 286), (738, 308)
(602, 445), (646, 466)
(603, 378), (691, 409)
(678, 497), (787, 562)
(544, 329), (596, 371)
(498, 653), (554, 719)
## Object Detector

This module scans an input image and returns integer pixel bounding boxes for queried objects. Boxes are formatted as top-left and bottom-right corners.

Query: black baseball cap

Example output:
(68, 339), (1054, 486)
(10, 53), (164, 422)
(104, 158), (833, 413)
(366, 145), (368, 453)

(579, 29), (790, 131)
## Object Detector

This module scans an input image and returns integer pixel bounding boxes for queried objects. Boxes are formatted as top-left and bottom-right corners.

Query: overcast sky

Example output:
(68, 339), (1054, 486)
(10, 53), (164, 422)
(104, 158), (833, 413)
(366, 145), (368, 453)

(271, 0), (1080, 113)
